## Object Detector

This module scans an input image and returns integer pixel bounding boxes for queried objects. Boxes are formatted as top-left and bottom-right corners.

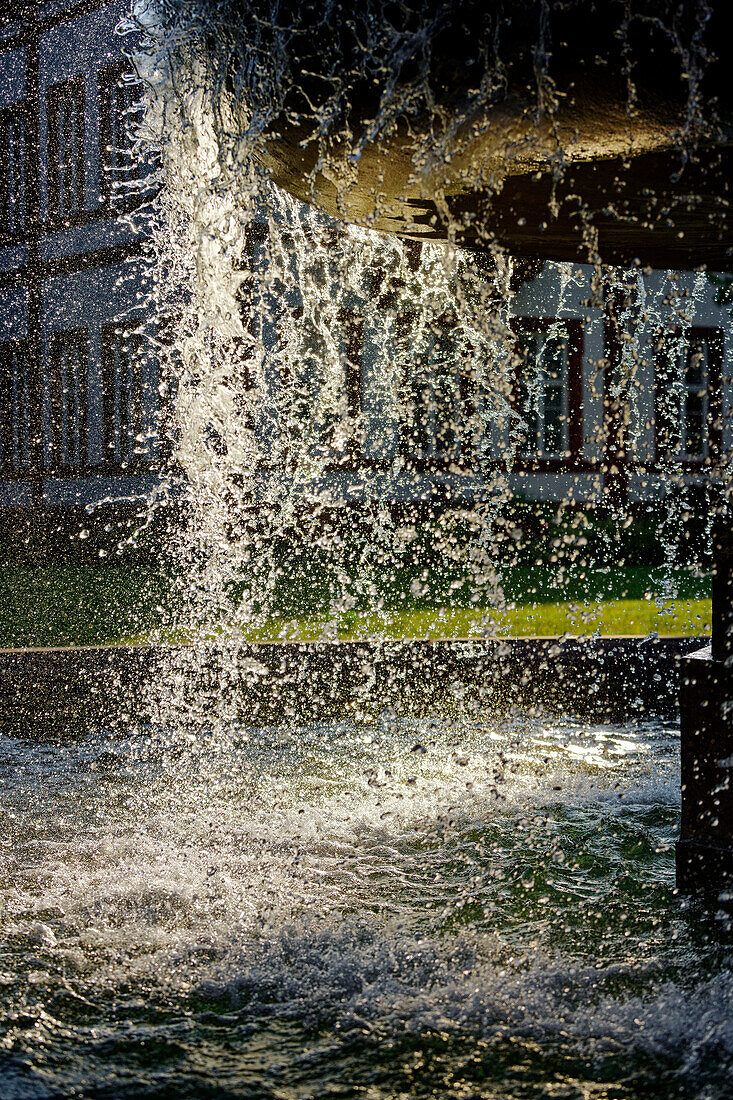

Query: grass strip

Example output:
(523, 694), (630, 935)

(170, 598), (711, 644)
(0, 562), (711, 648)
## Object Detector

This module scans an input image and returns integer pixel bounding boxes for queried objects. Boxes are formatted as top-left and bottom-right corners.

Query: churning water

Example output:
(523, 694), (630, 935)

(2, 716), (732, 1099)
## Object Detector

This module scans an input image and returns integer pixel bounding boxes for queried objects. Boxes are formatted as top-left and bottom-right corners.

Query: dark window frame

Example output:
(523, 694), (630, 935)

(46, 76), (86, 226)
(98, 61), (148, 214)
(654, 325), (724, 469)
(46, 328), (89, 471)
(0, 337), (31, 474)
(101, 320), (151, 470)
(510, 317), (585, 472)
(0, 102), (27, 241)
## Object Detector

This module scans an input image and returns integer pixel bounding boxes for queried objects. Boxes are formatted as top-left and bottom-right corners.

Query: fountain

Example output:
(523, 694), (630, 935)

(178, 0), (733, 268)
(136, 0), (733, 896)
(4, 6), (733, 1096)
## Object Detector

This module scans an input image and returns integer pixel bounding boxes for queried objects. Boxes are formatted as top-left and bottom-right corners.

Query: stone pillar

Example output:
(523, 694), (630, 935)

(676, 517), (733, 895)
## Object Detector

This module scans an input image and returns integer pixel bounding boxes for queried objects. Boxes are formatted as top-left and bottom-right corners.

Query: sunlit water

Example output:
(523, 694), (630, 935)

(2, 716), (732, 1099)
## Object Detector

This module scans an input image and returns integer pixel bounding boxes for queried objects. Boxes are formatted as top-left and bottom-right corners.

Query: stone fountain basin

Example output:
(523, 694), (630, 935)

(214, 0), (733, 265)
(0, 636), (705, 736)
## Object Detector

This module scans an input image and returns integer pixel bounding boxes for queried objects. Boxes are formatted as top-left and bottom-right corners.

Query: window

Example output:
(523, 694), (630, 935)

(0, 340), (31, 471)
(101, 323), (147, 468)
(512, 320), (582, 462)
(46, 330), (88, 469)
(656, 329), (722, 462)
(401, 316), (473, 463)
(515, 329), (568, 456)
(47, 79), (85, 222)
(0, 105), (25, 237)
(98, 65), (147, 212)
(681, 342), (708, 459)
(275, 306), (363, 465)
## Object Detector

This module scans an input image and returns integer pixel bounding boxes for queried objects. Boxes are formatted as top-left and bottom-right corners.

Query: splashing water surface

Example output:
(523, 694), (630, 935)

(2, 718), (733, 1099)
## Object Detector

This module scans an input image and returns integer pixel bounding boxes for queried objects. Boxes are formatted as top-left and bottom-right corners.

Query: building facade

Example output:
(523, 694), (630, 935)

(1, 0), (730, 516)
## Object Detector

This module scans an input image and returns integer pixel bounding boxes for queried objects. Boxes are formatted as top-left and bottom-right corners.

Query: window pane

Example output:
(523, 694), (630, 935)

(0, 342), (31, 470)
(516, 329), (568, 456)
(103, 326), (146, 467)
(685, 345), (705, 386)
(9, 117), (25, 233)
(407, 380), (433, 456)
(402, 320), (467, 461)
(685, 393), (704, 458)
(47, 332), (87, 468)
(4, 115), (25, 233)
(1, 109), (25, 235)
(60, 343), (85, 465)
(684, 343), (708, 456)
(12, 344), (30, 468)
(404, 367), (462, 459)
(48, 83), (84, 220)
(433, 375), (458, 454)
(543, 382), (565, 453)
(656, 335), (710, 460)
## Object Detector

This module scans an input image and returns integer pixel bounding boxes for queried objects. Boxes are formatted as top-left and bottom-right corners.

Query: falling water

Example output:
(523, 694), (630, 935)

(2, 2), (732, 1097)
(108, 13), (724, 746)
(120, 0), (728, 676)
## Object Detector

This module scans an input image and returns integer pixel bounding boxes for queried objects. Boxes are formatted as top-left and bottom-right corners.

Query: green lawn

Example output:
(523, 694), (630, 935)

(0, 561), (711, 648)
(234, 597), (711, 642)
(0, 562), (171, 649)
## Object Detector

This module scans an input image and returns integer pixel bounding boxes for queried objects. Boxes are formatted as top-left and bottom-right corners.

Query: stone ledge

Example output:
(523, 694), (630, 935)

(0, 635), (706, 735)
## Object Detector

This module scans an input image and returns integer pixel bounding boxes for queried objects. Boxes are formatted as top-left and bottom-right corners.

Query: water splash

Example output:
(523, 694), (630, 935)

(2, 718), (732, 1099)
(111, 1), (729, 731)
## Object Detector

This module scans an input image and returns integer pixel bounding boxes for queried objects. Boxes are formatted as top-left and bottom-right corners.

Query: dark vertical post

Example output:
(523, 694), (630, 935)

(676, 512), (733, 895)
(712, 518), (733, 665)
